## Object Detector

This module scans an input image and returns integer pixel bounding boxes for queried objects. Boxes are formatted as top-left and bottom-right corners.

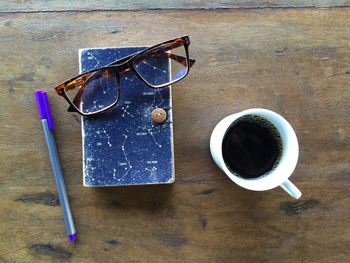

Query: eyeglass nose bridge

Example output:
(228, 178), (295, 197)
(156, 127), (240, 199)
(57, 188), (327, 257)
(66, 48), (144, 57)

(111, 63), (132, 74)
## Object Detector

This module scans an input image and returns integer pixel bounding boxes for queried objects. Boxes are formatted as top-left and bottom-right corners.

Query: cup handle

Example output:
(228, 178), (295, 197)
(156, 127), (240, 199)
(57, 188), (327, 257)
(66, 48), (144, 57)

(280, 180), (302, 199)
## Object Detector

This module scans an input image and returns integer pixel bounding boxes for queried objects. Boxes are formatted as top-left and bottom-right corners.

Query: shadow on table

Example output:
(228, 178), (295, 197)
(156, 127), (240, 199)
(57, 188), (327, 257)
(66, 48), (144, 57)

(91, 184), (174, 214)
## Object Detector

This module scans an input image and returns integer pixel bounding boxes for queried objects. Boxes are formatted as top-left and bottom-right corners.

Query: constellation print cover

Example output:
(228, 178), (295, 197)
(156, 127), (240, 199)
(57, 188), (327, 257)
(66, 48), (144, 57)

(80, 46), (175, 186)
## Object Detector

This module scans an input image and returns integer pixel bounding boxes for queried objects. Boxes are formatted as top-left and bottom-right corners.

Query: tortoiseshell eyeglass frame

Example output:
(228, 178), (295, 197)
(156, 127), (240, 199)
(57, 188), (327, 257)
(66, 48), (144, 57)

(54, 35), (195, 116)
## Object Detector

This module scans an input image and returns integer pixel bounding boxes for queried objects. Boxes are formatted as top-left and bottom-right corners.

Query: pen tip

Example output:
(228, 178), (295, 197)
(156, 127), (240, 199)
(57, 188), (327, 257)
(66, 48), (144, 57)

(69, 233), (77, 242)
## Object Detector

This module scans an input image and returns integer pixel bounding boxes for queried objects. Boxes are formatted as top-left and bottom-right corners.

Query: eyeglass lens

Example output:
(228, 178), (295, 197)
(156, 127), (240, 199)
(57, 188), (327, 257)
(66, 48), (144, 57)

(133, 41), (188, 87)
(65, 68), (119, 114)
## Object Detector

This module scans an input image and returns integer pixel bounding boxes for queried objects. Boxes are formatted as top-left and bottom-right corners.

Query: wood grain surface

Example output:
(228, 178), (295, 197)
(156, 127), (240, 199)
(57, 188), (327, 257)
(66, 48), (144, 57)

(0, 6), (350, 263)
(0, 0), (349, 12)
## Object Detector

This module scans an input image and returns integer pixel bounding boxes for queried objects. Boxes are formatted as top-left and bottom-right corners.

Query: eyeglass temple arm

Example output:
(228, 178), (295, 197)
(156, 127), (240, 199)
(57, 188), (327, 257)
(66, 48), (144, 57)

(167, 53), (195, 67)
(109, 52), (195, 68)
(108, 53), (136, 66)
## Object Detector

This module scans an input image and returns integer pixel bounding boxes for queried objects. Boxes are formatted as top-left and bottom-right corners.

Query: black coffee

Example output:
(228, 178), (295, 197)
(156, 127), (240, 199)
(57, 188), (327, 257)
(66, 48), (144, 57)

(222, 115), (282, 179)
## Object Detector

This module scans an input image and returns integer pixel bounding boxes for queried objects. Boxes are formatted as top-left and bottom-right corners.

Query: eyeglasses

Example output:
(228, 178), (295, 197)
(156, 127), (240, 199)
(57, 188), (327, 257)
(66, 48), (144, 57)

(54, 36), (195, 116)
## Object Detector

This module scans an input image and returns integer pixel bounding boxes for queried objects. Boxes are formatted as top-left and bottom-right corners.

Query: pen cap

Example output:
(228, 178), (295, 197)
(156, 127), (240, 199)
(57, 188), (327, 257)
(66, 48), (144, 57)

(34, 90), (55, 130)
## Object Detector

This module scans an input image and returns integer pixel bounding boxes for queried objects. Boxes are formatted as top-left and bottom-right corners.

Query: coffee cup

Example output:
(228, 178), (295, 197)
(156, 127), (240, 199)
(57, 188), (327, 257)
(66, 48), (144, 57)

(210, 108), (301, 199)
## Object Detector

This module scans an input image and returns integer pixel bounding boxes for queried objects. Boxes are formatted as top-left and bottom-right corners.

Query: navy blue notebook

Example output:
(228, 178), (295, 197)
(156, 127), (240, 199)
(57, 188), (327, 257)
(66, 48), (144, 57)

(79, 47), (174, 186)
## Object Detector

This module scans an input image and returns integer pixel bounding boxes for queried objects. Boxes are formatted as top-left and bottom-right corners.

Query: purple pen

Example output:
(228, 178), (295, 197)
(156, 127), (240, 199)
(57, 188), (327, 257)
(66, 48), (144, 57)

(34, 90), (77, 242)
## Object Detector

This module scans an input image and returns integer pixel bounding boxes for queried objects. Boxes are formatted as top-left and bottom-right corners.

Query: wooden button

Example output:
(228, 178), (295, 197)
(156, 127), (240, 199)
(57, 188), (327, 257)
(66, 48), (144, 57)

(151, 108), (167, 124)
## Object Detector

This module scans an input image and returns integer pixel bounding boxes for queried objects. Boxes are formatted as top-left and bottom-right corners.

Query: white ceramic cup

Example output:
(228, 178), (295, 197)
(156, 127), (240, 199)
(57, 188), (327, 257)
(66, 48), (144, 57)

(210, 108), (302, 199)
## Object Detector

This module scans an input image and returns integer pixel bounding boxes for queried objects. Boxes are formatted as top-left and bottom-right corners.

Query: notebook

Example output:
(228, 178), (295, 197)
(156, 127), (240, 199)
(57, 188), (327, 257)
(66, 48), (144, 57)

(79, 46), (175, 186)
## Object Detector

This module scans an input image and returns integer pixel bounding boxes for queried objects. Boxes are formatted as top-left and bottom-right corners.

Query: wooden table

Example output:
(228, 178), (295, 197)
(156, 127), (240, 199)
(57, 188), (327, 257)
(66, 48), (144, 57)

(1, 1), (349, 262)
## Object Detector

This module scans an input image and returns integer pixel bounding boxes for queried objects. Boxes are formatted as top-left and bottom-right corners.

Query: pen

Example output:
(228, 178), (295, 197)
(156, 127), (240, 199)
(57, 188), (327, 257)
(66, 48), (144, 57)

(34, 90), (77, 242)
